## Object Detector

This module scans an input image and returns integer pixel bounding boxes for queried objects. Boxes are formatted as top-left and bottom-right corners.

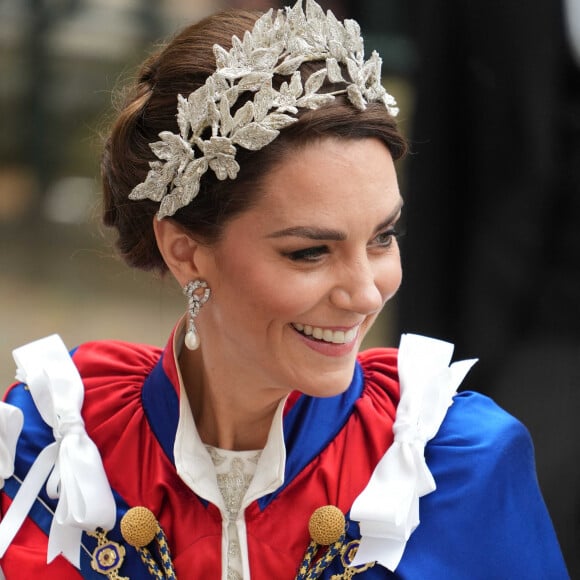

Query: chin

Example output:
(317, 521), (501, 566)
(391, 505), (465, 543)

(299, 373), (354, 399)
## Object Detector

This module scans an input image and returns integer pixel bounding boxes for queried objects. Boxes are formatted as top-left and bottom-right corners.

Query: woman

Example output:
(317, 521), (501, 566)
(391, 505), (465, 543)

(0, 1), (568, 578)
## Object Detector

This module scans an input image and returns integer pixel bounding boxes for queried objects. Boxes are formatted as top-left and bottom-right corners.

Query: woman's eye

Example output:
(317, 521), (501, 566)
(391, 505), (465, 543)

(284, 245), (329, 262)
(372, 228), (400, 248)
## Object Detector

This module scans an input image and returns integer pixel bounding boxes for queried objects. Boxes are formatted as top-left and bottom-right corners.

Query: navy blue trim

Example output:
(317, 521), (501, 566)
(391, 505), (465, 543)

(141, 354), (179, 464)
(258, 362), (365, 509)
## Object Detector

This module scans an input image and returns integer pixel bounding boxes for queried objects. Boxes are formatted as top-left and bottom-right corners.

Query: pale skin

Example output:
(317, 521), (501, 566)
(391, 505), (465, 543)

(154, 137), (403, 451)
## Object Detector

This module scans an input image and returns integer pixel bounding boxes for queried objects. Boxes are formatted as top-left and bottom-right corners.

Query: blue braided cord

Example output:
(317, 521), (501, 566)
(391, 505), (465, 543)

(155, 529), (177, 580)
(295, 540), (319, 580)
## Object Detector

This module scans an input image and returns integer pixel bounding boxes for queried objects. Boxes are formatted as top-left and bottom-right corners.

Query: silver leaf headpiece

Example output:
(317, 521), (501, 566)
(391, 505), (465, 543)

(129, 0), (399, 219)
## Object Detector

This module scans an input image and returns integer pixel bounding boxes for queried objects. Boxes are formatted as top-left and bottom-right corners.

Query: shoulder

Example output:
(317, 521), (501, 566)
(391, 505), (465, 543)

(426, 390), (541, 505)
(432, 390), (530, 451)
(4, 338), (162, 401)
(356, 347), (400, 410)
(3, 338), (163, 473)
(427, 390), (535, 483)
(399, 391), (568, 578)
(70, 338), (162, 386)
(357, 346), (399, 380)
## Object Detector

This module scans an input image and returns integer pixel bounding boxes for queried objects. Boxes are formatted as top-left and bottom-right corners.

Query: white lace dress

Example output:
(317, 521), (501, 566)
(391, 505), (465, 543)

(205, 446), (262, 580)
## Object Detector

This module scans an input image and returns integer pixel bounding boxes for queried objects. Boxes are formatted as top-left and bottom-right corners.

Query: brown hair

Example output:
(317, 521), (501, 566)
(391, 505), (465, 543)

(101, 9), (407, 273)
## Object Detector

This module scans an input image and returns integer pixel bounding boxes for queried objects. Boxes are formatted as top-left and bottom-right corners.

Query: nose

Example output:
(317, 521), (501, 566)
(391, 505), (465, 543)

(329, 256), (385, 315)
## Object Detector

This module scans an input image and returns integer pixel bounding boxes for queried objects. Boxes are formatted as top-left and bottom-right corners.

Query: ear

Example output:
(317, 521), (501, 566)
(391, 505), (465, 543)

(153, 217), (203, 286)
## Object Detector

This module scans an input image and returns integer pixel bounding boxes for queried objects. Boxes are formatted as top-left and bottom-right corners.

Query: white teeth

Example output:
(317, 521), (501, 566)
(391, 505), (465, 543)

(292, 323), (358, 344)
(344, 328), (356, 342)
(332, 331), (345, 344)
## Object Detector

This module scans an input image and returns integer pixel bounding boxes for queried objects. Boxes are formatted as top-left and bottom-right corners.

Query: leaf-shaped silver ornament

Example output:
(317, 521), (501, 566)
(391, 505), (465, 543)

(188, 86), (211, 135)
(243, 30), (253, 54)
(262, 112), (298, 130)
(328, 39), (347, 61)
(304, 68), (327, 95)
(274, 56), (305, 76)
(344, 19), (363, 56)
(202, 136), (237, 158)
(305, 0), (325, 23)
(213, 44), (230, 69)
(324, 10), (342, 43)
(129, 162), (172, 202)
(345, 57), (360, 85)
(253, 84), (274, 122)
(347, 84), (366, 110)
(158, 190), (188, 220)
(176, 95), (191, 139)
(286, 0), (306, 32)
(232, 123), (279, 150)
(232, 101), (255, 132)
(175, 157), (208, 205)
(252, 9), (274, 40)
(219, 66), (253, 81)
(326, 58), (344, 83)
(296, 93), (335, 109)
(232, 35), (245, 59)
(237, 72), (272, 93)
(251, 47), (281, 71)
(289, 71), (304, 98)
(219, 97), (234, 137)
(150, 132), (192, 163)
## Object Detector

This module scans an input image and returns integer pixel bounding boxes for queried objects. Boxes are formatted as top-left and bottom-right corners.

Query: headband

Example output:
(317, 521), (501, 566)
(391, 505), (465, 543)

(129, 0), (398, 218)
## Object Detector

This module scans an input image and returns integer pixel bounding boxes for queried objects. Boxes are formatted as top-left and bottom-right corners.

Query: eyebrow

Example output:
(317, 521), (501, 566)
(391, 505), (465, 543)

(266, 198), (404, 241)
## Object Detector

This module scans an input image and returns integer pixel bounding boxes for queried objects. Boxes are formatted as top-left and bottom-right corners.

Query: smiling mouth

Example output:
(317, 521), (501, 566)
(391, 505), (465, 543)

(291, 323), (358, 345)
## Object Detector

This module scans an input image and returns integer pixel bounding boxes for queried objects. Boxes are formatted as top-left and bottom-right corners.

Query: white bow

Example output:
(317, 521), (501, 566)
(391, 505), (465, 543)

(0, 402), (24, 488)
(0, 335), (116, 568)
(350, 334), (477, 571)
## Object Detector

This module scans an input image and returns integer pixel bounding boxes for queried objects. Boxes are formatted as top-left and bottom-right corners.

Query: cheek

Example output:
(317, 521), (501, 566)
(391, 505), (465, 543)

(215, 259), (304, 323)
(378, 253), (403, 302)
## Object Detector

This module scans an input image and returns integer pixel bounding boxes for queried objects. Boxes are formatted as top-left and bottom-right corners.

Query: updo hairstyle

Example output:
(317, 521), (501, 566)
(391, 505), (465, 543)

(101, 9), (407, 273)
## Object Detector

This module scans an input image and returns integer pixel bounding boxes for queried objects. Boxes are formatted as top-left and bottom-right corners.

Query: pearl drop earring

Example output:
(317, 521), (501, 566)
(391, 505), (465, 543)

(183, 280), (210, 350)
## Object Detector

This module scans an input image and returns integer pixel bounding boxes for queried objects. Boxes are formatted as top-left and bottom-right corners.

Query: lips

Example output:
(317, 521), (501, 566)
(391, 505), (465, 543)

(291, 323), (358, 344)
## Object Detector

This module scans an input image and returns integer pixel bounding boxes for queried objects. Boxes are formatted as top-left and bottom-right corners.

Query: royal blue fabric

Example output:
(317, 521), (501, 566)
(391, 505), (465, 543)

(395, 392), (569, 579)
(141, 355), (180, 464)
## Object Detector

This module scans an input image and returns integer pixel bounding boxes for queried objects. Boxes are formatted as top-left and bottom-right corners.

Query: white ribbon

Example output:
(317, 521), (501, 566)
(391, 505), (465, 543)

(0, 402), (24, 488)
(350, 333), (477, 571)
(0, 335), (116, 568)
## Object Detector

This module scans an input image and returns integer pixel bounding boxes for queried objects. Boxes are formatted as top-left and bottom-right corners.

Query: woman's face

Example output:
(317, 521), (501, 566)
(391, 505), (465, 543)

(195, 137), (403, 398)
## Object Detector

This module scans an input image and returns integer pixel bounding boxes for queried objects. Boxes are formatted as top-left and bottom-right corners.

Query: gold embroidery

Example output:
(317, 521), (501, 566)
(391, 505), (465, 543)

(87, 528), (128, 580)
(329, 540), (376, 579)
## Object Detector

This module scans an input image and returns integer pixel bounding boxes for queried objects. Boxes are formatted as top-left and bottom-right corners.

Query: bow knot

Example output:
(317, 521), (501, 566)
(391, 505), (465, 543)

(350, 334), (477, 571)
(52, 414), (86, 441)
(0, 335), (116, 568)
(392, 418), (424, 445)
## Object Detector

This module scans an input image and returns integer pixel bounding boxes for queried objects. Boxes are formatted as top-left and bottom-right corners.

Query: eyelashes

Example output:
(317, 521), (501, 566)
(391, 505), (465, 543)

(283, 227), (402, 263)
(285, 246), (329, 262)
(371, 227), (401, 247)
